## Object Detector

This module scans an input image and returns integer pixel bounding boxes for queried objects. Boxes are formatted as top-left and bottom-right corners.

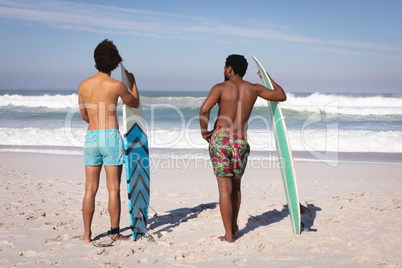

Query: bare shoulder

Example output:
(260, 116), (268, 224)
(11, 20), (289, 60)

(237, 80), (261, 93)
(216, 80), (238, 91)
(78, 76), (93, 95)
(79, 76), (92, 86)
(209, 81), (227, 95)
(110, 78), (128, 94)
(213, 81), (227, 89)
(249, 81), (267, 92)
(249, 81), (263, 88)
(95, 76), (126, 93)
(109, 77), (125, 87)
(240, 80), (256, 88)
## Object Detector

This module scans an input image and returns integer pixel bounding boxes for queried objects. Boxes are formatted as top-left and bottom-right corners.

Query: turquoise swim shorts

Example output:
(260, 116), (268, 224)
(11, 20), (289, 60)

(84, 129), (125, 166)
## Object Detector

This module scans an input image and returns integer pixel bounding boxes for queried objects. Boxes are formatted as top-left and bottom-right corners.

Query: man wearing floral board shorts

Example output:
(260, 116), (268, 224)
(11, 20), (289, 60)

(199, 54), (287, 243)
(209, 133), (250, 180)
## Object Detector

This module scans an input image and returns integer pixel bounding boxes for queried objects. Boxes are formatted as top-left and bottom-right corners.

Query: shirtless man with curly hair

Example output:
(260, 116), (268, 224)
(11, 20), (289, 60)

(78, 39), (139, 243)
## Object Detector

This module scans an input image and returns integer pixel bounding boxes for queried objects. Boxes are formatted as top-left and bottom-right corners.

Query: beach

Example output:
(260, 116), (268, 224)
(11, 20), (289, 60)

(1, 152), (401, 267)
(1, 0), (402, 266)
(1, 88), (401, 267)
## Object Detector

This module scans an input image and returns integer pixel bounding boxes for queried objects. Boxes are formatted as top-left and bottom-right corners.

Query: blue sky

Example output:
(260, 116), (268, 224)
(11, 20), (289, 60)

(0, 0), (401, 93)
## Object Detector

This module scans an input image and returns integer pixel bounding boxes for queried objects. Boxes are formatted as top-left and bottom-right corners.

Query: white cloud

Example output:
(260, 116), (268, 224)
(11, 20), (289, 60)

(0, 0), (401, 56)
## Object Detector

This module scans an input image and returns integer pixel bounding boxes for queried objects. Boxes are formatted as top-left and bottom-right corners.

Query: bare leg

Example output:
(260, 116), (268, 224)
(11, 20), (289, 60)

(217, 176), (234, 243)
(231, 178), (241, 237)
(82, 164), (102, 243)
(104, 165), (128, 241)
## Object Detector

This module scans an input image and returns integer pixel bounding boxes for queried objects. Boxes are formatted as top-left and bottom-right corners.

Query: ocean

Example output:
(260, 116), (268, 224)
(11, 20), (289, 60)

(1, 89), (401, 165)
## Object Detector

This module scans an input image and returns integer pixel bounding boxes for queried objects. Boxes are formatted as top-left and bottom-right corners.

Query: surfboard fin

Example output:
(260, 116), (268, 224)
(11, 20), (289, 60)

(133, 208), (147, 225)
(147, 205), (159, 222)
(131, 207), (159, 242)
(301, 222), (309, 233)
(300, 203), (312, 217)
(139, 225), (155, 242)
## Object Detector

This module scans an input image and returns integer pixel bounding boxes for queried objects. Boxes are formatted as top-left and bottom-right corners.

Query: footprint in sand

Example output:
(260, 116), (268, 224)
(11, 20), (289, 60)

(44, 234), (81, 244)
(20, 250), (47, 257)
(233, 258), (247, 264)
(0, 240), (14, 251)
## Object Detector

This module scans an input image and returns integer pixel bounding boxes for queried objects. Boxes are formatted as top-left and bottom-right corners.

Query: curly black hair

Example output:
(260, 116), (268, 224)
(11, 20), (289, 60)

(225, 54), (248, 78)
(94, 39), (122, 73)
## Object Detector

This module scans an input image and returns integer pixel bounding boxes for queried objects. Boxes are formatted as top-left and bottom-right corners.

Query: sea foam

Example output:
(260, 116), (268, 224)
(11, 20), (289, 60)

(1, 127), (400, 153)
(2, 92), (401, 115)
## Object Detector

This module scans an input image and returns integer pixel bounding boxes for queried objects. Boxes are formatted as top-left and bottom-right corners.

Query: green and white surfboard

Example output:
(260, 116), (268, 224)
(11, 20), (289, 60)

(252, 55), (301, 234)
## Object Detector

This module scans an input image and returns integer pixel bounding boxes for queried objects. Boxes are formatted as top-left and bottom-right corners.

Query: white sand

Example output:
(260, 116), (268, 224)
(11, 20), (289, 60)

(0, 152), (401, 267)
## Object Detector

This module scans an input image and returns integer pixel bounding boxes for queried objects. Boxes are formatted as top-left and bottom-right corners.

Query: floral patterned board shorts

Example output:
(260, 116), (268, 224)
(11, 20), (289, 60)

(209, 132), (250, 180)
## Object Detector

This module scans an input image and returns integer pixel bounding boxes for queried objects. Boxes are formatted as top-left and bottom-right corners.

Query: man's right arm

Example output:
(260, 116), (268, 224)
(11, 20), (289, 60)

(78, 84), (89, 123)
(255, 71), (286, 102)
(199, 85), (221, 142)
(119, 71), (139, 108)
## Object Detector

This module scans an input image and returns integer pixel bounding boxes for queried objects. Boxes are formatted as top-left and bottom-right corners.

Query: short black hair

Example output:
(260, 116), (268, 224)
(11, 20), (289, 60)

(94, 39), (122, 73)
(225, 54), (248, 77)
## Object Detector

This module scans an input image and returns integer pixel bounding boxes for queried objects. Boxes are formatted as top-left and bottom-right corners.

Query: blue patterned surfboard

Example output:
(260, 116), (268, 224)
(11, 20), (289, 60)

(252, 55), (301, 234)
(121, 64), (150, 241)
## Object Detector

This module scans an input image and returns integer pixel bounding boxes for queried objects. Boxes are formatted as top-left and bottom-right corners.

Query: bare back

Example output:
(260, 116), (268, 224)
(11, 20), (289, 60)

(200, 73), (286, 140)
(214, 79), (259, 136)
(79, 72), (127, 130)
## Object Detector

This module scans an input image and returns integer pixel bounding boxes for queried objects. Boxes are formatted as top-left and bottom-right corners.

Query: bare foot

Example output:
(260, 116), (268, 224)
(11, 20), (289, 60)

(111, 234), (129, 242)
(81, 232), (91, 243)
(81, 237), (91, 243)
(232, 225), (239, 237)
(218, 235), (234, 243)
